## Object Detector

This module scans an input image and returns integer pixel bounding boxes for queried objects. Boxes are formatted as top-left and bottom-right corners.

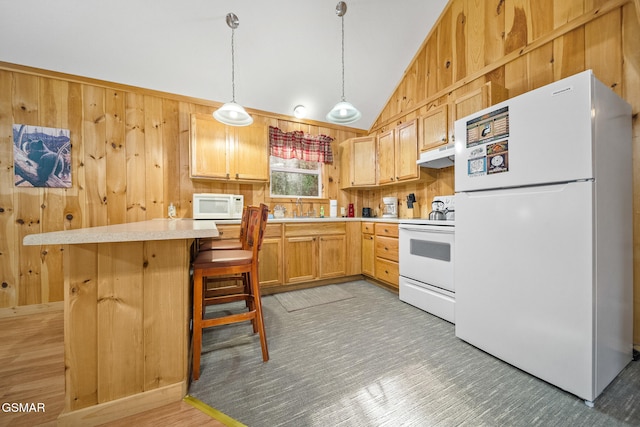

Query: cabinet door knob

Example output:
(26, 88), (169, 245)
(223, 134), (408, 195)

(235, 173), (239, 179)
(226, 173), (230, 179)
(396, 177), (399, 180)
(441, 137), (447, 142)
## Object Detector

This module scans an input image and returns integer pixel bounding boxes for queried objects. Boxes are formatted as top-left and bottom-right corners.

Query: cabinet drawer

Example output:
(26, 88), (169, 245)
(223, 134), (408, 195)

(375, 236), (398, 262)
(375, 258), (399, 287)
(285, 222), (346, 237)
(361, 222), (375, 234)
(374, 223), (398, 238)
(264, 223), (282, 238)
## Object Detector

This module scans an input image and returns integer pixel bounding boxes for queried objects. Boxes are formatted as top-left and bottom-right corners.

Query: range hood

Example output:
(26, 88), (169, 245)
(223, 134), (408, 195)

(417, 144), (455, 169)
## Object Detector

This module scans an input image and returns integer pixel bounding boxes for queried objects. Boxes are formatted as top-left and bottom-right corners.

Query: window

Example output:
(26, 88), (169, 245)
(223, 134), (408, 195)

(269, 156), (322, 198)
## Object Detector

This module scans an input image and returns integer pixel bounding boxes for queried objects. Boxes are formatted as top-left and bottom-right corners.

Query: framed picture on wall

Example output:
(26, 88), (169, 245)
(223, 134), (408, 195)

(13, 124), (71, 188)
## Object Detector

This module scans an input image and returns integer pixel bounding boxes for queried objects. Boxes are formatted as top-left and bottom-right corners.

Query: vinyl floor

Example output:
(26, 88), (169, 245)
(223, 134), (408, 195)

(189, 280), (640, 427)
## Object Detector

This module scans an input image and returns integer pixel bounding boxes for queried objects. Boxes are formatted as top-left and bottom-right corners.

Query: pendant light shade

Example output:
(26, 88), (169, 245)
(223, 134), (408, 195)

(214, 13), (253, 126)
(326, 100), (361, 124)
(326, 1), (361, 125)
(214, 102), (253, 126)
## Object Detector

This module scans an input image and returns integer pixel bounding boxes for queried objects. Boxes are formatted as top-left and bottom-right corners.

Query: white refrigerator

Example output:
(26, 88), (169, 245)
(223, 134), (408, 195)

(453, 70), (633, 404)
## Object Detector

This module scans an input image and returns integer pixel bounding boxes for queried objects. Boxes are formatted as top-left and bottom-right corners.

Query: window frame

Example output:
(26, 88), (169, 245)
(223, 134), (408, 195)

(269, 155), (323, 199)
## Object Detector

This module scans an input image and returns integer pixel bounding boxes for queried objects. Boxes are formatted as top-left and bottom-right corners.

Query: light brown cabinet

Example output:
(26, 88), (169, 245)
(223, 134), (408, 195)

(373, 223), (399, 288)
(340, 136), (377, 189)
(377, 118), (419, 185)
(189, 113), (268, 182)
(361, 222), (375, 277)
(419, 82), (509, 154)
(259, 224), (283, 288)
(284, 222), (347, 284)
(418, 104), (449, 152)
(360, 222), (399, 288)
(284, 236), (317, 283)
(318, 235), (347, 278)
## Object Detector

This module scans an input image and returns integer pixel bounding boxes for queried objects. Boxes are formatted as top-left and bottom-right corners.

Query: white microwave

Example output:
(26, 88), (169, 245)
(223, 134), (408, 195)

(192, 193), (244, 220)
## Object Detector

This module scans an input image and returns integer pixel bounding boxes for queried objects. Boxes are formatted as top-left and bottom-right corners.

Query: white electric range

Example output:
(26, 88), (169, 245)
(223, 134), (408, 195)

(399, 203), (455, 323)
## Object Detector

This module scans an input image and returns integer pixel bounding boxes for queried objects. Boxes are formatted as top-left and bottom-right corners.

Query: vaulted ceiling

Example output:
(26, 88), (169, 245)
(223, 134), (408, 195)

(0, 0), (449, 130)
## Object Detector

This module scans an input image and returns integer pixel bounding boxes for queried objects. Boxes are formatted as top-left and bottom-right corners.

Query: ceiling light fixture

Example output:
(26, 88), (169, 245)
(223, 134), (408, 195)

(293, 105), (307, 118)
(326, 1), (361, 125)
(213, 13), (253, 126)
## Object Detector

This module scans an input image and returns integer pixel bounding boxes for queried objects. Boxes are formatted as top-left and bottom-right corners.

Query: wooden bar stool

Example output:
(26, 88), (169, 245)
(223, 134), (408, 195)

(191, 204), (269, 381)
(198, 206), (251, 298)
(197, 206), (249, 252)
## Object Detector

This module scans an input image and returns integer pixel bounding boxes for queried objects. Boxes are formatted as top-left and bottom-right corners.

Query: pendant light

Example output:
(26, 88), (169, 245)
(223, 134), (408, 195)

(214, 13), (253, 126)
(326, 1), (361, 125)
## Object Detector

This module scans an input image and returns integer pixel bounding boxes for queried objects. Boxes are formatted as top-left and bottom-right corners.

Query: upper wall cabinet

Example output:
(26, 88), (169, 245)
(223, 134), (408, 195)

(340, 136), (377, 189)
(377, 118), (419, 185)
(190, 113), (269, 182)
(418, 82), (509, 153)
(449, 81), (509, 140)
(418, 105), (449, 153)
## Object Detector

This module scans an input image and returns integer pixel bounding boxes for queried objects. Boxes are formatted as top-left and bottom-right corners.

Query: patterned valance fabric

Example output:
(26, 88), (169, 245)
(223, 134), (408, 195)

(268, 126), (334, 164)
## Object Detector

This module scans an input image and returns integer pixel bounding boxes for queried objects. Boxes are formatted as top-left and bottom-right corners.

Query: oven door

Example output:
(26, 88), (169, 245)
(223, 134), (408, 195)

(399, 225), (454, 292)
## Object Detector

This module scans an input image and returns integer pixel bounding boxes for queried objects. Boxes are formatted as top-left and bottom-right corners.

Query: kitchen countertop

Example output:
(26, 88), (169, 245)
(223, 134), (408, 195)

(23, 216), (455, 246)
(22, 218), (219, 246)
(218, 216), (418, 224)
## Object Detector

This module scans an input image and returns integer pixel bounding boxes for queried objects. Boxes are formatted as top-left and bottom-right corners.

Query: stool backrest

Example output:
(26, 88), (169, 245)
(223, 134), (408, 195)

(238, 205), (249, 244)
(244, 204), (269, 254)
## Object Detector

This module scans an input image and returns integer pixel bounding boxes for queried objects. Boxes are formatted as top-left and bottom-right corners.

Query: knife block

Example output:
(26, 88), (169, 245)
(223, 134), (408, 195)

(405, 203), (420, 219)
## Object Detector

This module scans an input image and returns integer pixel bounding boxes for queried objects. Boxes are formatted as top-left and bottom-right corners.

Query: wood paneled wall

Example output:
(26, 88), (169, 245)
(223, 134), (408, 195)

(1, 0), (638, 344)
(0, 65), (362, 309)
(352, 0), (640, 344)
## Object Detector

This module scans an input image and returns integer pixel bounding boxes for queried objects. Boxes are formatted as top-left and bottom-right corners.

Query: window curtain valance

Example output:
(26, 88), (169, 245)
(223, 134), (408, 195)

(268, 126), (334, 164)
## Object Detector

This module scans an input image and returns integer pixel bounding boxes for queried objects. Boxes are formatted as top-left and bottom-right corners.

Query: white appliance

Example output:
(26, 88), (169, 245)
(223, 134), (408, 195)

(454, 70), (633, 405)
(192, 193), (244, 220)
(399, 212), (455, 323)
(417, 143), (455, 169)
(382, 197), (398, 218)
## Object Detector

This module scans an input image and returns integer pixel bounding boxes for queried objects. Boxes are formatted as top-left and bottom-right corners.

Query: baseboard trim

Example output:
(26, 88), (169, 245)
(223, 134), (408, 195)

(0, 301), (63, 319)
(56, 381), (187, 427)
(261, 275), (363, 295)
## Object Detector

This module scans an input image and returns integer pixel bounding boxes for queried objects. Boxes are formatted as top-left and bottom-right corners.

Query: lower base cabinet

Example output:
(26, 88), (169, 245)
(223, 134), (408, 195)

(361, 222), (399, 288)
(361, 222), (375, 276)
(319, 235), (346, 278)
(259, 224), (283, 287)
(284, 236), (317, 283)
(284, 222), (347, 283)
(374, 223), (399, 288)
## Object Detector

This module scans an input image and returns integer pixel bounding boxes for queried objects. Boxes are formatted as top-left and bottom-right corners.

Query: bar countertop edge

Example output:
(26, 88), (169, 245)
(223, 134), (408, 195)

(22, 219), (219, 246)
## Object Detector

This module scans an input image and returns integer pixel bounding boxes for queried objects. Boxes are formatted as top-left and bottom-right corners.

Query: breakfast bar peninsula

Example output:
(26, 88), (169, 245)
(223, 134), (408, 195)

(23, 219), (219, 426)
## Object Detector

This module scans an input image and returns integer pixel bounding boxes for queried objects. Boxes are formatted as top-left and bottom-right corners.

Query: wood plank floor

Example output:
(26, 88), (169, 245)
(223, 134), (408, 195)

(0, 309), (227, 427)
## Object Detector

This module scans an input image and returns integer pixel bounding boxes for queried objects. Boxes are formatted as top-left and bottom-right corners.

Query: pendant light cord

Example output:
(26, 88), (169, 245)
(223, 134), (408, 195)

(231, 26), (236, 103)
(341, 14), (345, 102)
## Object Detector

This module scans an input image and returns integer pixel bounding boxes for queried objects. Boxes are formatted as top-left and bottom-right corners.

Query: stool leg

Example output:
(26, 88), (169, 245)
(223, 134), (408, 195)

(192, 268), (204, 381)
(250, 264), (269, 362)
(244, 273), (258, 333)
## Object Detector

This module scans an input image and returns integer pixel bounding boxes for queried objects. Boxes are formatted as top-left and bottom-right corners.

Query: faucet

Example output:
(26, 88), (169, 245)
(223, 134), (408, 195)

(295, 198), (303, 218)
